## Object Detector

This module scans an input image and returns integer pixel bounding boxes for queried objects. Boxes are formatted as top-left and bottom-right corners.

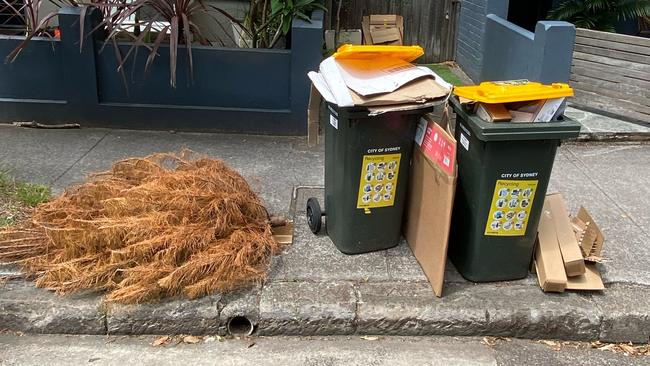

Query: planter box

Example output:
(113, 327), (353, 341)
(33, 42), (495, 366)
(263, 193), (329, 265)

(0, 7), (324, 135)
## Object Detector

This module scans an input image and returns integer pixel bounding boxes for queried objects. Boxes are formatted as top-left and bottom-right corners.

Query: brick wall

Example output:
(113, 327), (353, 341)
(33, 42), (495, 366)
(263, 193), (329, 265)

(456, 0), (509, 81)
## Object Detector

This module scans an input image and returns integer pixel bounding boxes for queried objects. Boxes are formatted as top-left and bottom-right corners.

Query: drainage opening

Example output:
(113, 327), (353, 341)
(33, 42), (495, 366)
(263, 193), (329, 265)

(227, 316), (254, 336)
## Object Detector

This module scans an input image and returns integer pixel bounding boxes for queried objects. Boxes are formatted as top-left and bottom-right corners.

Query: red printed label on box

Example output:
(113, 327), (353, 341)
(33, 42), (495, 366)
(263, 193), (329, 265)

(420, 122), (456, 176)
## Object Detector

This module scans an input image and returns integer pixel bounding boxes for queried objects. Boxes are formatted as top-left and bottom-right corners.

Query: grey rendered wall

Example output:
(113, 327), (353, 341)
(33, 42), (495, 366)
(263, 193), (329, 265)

(482, 15), (575, 83)
(456, 0), (509, 81)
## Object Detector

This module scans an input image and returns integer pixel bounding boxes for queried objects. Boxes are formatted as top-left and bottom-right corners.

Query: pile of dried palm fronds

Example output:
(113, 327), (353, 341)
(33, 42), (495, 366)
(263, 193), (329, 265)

(0, 151), (282, 304)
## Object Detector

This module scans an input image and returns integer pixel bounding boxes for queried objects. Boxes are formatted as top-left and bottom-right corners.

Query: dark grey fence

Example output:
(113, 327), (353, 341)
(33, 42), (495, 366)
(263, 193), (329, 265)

(0, 7), (324, 135)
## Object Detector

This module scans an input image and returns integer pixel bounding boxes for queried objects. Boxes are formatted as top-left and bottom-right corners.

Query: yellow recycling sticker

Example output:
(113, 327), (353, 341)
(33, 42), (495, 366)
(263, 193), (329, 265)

(357, 153), (401, 210)
(484, 179), (538, 236)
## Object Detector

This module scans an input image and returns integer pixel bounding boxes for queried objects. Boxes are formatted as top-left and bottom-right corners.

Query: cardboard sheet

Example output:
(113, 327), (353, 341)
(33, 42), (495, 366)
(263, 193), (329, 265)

(545, 194), (586, 277)
(404, 116), (457, 297)
(349, 77), (448, 107)
(566, 264), (605, 291)
(535, 210), (568, 292)
(366, 100), (444, 116)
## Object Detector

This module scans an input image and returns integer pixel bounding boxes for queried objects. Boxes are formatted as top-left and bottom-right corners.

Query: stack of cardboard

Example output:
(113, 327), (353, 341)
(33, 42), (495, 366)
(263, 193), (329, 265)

(534, 193), (605, 292)
(361, 15), (404, 45)
(308, 54), (451, 114)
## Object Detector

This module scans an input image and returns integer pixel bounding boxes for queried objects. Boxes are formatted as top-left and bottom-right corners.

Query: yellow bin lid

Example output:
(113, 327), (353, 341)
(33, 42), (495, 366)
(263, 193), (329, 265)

(333, 44), (424, 63)
(453, 80), (574, 104)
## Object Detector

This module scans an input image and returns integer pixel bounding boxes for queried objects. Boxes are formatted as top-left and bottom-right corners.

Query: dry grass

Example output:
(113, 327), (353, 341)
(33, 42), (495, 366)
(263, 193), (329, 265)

(0, 151), (281, 304)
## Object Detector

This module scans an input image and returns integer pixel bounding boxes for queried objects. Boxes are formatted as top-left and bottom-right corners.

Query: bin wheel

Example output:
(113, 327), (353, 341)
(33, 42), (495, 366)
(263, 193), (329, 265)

(306, 197), (323, 234)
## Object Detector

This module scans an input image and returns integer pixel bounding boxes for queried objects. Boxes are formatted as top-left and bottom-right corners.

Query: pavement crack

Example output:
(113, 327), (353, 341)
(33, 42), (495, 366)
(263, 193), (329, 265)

(50, 130), (109, 186)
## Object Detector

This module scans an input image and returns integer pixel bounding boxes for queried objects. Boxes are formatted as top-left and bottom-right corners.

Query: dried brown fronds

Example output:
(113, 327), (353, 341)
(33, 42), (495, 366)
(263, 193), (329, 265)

(0, 151), (282, 304)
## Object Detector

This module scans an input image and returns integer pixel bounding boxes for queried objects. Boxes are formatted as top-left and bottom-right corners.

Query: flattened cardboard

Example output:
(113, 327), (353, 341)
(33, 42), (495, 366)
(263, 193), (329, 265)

(566, 264), (605, 291)
(366, 100), (442, 116)
(545, 194), (586, 276)
(349, 77), (448, 107)
(335, 57), (449, 97)
(535, 210), (568, 293)
(404, 116), (457, 297)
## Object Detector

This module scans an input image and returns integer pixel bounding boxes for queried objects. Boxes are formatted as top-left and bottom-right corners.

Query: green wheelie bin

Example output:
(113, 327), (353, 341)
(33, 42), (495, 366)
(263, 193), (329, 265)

(306, 103), (433, 254)
(448, 97), (581, 282)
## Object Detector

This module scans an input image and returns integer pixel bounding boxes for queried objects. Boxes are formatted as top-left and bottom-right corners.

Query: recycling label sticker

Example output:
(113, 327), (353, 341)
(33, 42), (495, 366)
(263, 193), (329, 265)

(484, 179), (538, 236)
(357, 153), (401, 209)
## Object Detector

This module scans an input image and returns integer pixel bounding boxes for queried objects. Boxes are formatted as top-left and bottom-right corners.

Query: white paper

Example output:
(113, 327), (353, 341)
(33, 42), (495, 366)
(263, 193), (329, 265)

(307, 71), (336, 104)
(319, 57), (355, 107)
(534, 98), (565, 122)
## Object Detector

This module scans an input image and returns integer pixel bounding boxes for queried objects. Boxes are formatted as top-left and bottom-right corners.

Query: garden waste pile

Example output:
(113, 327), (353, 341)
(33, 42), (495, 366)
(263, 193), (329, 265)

(0, 151), (282, 304)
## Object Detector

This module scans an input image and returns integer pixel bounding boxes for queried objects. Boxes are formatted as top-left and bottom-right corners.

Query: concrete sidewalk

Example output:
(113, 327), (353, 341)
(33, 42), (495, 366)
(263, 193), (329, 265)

(0, 124), (649, 343)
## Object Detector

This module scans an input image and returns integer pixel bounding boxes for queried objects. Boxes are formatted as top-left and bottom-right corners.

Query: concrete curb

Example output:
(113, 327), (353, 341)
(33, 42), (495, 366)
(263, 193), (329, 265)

(1, 279), (649, 343)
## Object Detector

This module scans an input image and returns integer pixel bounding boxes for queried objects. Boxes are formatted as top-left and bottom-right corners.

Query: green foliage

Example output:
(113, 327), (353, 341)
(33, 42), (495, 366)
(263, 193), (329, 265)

(0, 171), (51, 207)
(240, 0), (326, 48)
(15, 183), (51, 207)
(271, 0), (327, 37)
(549, 0), (650, 31)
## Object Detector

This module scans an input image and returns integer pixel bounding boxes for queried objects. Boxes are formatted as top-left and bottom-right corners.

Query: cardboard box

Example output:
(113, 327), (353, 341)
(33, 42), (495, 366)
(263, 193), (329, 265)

(404, 112), (457, 297)
(477, 103), (512, 122)
(545, 194), (586, 276)
(362, 15), (404, 45)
